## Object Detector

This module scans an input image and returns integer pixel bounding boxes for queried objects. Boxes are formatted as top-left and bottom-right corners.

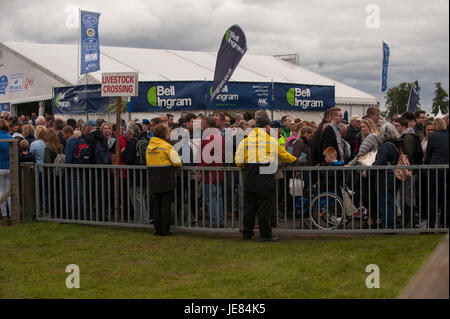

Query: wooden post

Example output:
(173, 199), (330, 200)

(115, 97), (121, 222)
(8, 140), (21, 224)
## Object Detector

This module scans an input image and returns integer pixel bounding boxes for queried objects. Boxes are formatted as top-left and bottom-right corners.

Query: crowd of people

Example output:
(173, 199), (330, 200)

(0, 107), (449, 238)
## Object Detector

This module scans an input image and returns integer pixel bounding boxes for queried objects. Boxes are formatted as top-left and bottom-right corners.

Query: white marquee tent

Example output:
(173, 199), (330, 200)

(0, 42), (378, 122)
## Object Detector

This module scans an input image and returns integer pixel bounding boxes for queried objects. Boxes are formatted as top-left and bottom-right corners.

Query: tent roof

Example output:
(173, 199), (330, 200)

(1, 42), (378, 106)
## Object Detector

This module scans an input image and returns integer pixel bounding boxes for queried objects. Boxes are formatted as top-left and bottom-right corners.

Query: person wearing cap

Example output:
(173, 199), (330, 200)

(142, 119), (151, 140)
(344, 114), (362, 161)
(235, 116), (297, 242)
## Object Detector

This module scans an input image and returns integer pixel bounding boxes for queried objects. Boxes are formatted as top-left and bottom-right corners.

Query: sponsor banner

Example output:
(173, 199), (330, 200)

(207, 81), (272, 110)
(210, 25), (247, 102)
(273, 83), (335, 111)
(80, 10), (101, 74)
(0, 75), (8, 95)
(53, 84), (110, 114)
(129, 81), (206, 112)
(381, 41), (390, 92)
(101, 72), (139, 97)
(9, 73), (24, 93)
(0, 102), (11, 113)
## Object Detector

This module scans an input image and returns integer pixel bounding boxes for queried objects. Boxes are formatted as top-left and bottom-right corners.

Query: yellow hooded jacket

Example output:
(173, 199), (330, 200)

(146, 136), (181, 193)
(234, 128), (297, 191)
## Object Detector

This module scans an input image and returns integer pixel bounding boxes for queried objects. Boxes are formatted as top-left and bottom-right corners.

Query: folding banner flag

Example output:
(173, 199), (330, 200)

(381, 41), (390, 92)
(406, 81), (420, 113)
(80, 10), (101, 74)
(210, 25), (247, 102)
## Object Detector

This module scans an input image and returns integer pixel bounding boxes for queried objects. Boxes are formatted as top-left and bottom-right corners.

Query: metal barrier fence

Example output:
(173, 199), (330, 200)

(33, 163), (449, 234)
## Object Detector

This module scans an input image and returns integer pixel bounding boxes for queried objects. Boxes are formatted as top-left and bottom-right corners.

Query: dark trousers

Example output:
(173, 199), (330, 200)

(243, 188), (276, 239)
(152, 191), (173, 235)
(429, 169), (449, 228)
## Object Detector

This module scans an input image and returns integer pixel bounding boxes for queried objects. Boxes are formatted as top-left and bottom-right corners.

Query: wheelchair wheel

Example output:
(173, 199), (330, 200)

(310, 192), (345, 230)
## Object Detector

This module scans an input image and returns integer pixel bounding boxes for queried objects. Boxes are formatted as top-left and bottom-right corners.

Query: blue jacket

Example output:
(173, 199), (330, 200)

(426, 130), (449, 165)
(65, 136), (78, 164)
(0, 130), (12, 169)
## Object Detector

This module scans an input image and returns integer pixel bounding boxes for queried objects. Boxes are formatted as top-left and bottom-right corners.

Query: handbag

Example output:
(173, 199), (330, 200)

(357, 150), (377, 166)
(289, 178), (305, 197)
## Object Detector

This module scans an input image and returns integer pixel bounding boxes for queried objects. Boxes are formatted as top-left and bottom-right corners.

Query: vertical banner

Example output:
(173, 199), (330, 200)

(210, 25), (247, 102)
(406, 81), (420, 112)
(381, 41), (390, 92)
(80, 10), (101, 74)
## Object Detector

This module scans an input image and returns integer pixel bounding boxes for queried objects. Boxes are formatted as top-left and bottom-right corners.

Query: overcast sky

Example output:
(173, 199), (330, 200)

(1, 0), (448, 112)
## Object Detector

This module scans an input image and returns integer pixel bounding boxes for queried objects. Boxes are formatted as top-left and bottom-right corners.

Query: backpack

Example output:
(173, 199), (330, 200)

(73, 137), (90, 164)
(387, 142), (412, 181)
(54, 153), (66, 176)
(135, 138), (149, 165)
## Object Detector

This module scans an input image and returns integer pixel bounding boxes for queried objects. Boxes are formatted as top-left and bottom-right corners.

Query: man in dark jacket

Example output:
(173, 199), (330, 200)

(393, 116), (423, 165)
(426, 119), (449, 228)
(344, 115), (362, 161)
(321, 107), (345, 162)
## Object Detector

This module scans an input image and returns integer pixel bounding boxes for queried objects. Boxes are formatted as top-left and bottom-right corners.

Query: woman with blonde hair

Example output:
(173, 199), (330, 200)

(348, 119), (381, 166)
(30, 125), (48, 216)
(43, 128), (64, 217)
(22, 124), (35, 145)
(285, 122), (304, 154)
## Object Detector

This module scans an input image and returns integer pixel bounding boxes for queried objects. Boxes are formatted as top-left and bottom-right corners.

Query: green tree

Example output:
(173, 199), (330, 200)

(432, 82), (449, 115)
(384, 82), (420, 119)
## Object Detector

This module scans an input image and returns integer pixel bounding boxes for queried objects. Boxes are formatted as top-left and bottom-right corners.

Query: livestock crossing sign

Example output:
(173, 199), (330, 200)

(101, 72), (139, 97)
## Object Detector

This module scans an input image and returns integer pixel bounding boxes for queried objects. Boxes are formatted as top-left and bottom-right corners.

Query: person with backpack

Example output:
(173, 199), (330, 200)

(120, 124), (148, 223)
(64, 122), (93, 220)
(372, 123), (402, 229)
(393, 116), (423, 227)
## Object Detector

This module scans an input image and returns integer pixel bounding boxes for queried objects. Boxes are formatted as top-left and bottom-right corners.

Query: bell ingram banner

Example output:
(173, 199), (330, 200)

(210, 25), (247, 103)
(208, 81), (272, 110)
(273, 83), (335, 111)
(406, 81), (420, 112)
(80, 10), (101, 74)
(53, 85), (111, 114)
(381, 41), (390, 92)
(129, 81), (207, 112)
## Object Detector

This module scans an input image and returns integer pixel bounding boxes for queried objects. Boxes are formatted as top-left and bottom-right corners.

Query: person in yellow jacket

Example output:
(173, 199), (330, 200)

(146, 124), (182, 236)
(235, 116), (297, 242)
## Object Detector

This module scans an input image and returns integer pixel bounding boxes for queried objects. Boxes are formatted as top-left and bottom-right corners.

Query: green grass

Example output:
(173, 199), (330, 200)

(0, 222), (445, 299)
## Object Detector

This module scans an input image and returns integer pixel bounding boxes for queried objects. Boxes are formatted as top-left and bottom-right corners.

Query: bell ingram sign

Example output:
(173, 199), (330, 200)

(101, 72), (138, 97)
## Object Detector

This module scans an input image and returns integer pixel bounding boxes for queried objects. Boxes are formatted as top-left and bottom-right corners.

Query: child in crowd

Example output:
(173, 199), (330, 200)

(314, 147), (344, 193)
(18, 139), (36, 163)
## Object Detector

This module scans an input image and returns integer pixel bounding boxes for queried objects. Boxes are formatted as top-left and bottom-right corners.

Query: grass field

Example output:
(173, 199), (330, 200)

(0, 222), (445, 299)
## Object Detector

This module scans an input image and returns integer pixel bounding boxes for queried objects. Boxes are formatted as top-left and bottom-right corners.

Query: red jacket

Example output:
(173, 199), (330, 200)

(198, 132), (225, 184)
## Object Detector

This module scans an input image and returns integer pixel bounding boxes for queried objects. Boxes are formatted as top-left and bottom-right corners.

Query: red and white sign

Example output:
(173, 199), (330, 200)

(101, 72), (139, 97)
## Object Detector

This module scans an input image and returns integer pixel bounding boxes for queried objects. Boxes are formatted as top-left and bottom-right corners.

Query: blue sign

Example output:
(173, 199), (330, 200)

(53, 85), (111, 114)
(0, 102), (10, 113)
(381, 42), (390, 92)
(207, 81), (272, 110)
(0, 75), (8, 95)
(80, 10), (101, 74)
(273, 83), (335, 111)
(129, 81), (207, 112)
(9, 74), (23, 92)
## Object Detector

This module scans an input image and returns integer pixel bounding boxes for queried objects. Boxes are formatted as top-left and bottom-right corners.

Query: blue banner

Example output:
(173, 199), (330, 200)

(381, 41), (390, 92)
(273, 83), (335, 111)
(53, 85), (112, 114)
(0, 75), (8, 95)
(210, 25), (247, 102)
(129, 81), (207, 112)
(0, 102), (10, 113)
(207, 81), (272, 110)
(80, 10), (101, 74)
(406, 81), (420, 112)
